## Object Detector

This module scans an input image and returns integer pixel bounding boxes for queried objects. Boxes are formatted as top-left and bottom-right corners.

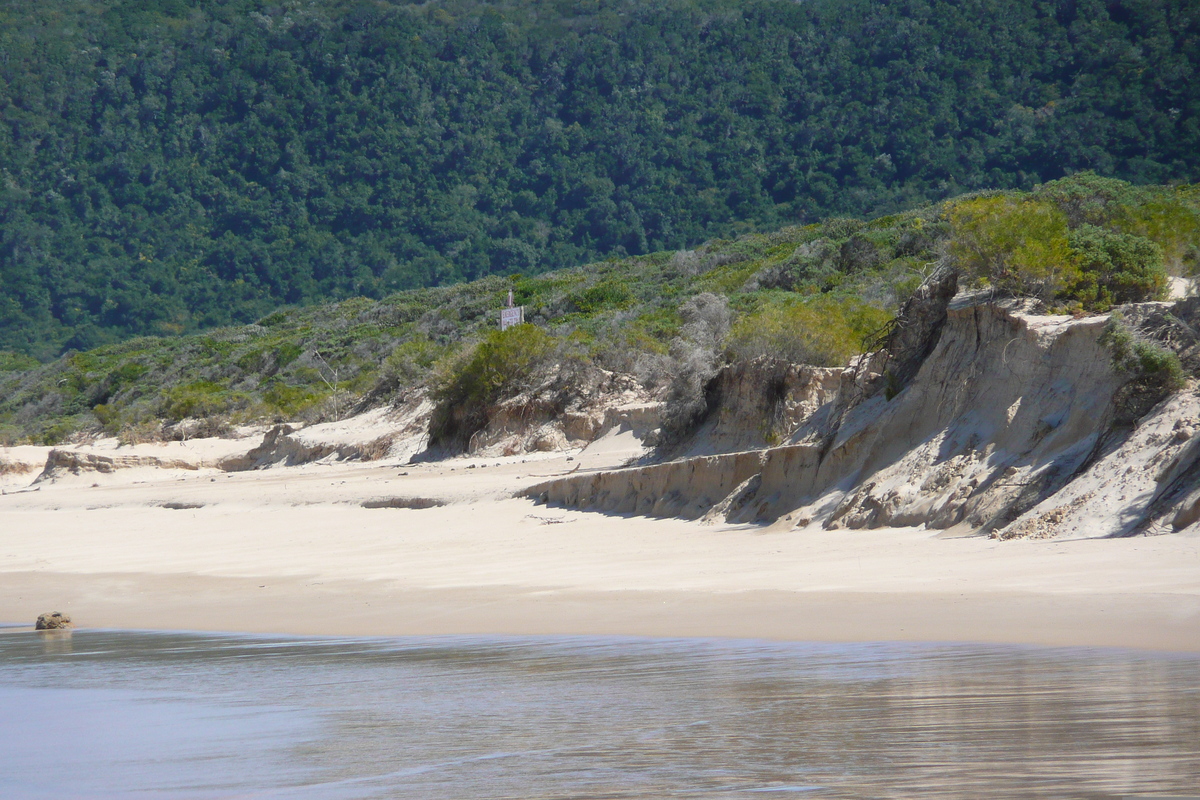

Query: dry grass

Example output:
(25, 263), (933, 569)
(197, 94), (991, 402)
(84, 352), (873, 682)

(0, 458), (36, 476)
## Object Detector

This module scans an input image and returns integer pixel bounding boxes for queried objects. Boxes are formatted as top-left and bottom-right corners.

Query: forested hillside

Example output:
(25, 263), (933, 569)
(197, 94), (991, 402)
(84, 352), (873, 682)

(2, 0), (1197, 357)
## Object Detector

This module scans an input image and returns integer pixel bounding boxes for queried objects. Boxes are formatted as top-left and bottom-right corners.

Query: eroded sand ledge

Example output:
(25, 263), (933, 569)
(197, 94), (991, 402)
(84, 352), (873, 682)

(2, 447), (1198, 651)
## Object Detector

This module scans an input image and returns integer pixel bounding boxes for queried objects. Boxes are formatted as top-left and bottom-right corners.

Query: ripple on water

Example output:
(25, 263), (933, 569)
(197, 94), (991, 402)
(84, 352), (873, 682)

(0, 630), (1197, 799)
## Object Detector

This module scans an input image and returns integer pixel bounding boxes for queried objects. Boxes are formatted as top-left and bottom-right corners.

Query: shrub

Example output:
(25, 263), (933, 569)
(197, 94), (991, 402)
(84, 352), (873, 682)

(836, 233), (887, 273)
(659, 338), (720, 443)
(725, 296), (890, 367)
(106, 360), (150, 391)
(118, 419), (165, 446)
(262, 381), (321, 417)
(566, 281), (635, 314)
(678, 293), (731, 349)
(39, 417), (81, 446)
(1036, 174), (1200, 278)
(1101, 316), (1186, 391)
(380, 336), (447, 387)
(1065, 225), (1167, 310)
(821, 217), (866, 239)
(0, 351), (39, 373)
(948, 196), (1076, 301)
(1100, 314), (1187, 422)
(668, 249), (703, 276)
(621, 307), (682, 356)
(753, 239), (842, 293)
(92, 403), (122, 434)
(658, 294), (731, 445)
(428, 324), (556, 449)
(158, 380), (231, 422)
(0, 424), (21, 447)
(1114, 190), (1200, 277)
(1034, 172), (1142, 227)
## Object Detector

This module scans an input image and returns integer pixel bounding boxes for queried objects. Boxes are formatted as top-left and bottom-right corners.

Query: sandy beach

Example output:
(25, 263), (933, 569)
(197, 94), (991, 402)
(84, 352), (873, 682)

(3, 434), (1199, 651)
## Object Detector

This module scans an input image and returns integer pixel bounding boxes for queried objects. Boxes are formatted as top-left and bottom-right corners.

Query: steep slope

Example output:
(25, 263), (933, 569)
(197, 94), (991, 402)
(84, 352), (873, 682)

(529, 293), (1200, 539)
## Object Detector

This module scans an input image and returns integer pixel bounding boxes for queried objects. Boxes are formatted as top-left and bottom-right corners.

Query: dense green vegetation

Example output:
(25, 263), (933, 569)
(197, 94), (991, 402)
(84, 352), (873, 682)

(2, 176), (1194, 447)
(949, 175), (1200, 308)
(3, 0), (1197, 358)
(725, 295), (890, 367)
(428, 322), (557, 449)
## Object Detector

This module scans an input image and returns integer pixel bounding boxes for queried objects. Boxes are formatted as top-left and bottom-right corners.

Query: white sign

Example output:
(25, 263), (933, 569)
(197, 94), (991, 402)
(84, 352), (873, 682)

(500, 306), (524, 330)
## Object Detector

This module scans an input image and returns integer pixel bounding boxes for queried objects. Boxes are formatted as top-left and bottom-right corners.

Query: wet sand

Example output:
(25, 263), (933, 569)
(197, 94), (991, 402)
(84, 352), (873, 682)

(5, 572), (1199, 652)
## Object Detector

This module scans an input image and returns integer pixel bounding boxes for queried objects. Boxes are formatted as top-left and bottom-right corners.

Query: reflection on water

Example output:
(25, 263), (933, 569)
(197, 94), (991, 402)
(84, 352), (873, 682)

(0, 631), (1197, 799)
(34, 629), (73, 656)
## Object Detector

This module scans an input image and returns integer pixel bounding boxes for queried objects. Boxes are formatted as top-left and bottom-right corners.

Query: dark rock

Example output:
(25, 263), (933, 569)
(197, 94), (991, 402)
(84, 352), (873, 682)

(868, 265), (959, 399)
(35, 611), (72, 630)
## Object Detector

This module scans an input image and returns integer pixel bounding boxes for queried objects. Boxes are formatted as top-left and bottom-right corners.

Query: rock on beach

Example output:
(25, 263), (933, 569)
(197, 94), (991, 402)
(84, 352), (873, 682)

(35, 611), (72, 630)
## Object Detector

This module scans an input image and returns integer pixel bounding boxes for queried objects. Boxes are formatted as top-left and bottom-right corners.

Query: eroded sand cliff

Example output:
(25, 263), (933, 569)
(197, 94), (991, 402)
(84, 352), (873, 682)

(530, 292), (1200, 540)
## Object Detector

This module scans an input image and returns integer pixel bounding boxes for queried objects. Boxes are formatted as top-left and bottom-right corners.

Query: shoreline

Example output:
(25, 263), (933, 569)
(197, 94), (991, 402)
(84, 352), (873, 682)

(4, 571), (1199, 653)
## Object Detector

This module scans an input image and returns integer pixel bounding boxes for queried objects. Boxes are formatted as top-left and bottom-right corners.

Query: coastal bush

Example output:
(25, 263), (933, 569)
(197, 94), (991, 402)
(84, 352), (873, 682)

(1036, 174), (1200, 277)
(567, 281), (636, 314)
(1, 181), (1195, 444)
(621, 307), (683, 356)
(948, 197), (1076, 301)
(725, 296), (890, 367)
(658, 294), (732, 445)
(91, 403), (122, 435)
(4, 0), (1200, 358)
(0, 351), (38, 373)
(1101, 317), (1186, 391)
(1065, 226), (1167, 310)
(659, 339), (720, 444)
(678, 294), (732, 351)
(39, 417), (84, 446)
(117, 419), (166, 446)
(158, 380), (237, 422)
(0, 425), (21, 447)
(1034, 172), (1144, 228)
(1100, 315), (1187, 422)
(1114, 189), (1200, 277)
(380, 337), (448, 389)
(428, 324), (556, 450)
(949, 192), (1177, 310)
(262, 382), (323, 418)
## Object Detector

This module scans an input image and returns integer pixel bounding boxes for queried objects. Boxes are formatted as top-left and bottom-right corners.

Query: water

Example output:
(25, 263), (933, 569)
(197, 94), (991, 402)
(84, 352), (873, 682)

(0, 630), (1197, 799)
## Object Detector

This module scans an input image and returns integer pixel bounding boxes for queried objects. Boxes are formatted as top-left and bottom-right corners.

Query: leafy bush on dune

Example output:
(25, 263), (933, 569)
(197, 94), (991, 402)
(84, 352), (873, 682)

(725, 296), (890, 367)
(428, 324), (556, 450)
(949, 177), (1188, 311)
(658, 293), (733, 443)
(1100, 314), (1187, 423)
(948, 196), (1077, 302)
(1066, 225), (1167, 311)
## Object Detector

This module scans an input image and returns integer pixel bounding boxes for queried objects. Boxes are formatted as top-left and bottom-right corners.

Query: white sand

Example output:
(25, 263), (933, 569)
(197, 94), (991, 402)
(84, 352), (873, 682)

(3, 433), (1199, 650)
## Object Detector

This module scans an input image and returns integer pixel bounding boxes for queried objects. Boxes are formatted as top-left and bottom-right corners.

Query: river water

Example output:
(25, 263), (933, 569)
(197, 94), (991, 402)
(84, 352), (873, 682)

(0, 629), (1197, 799)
